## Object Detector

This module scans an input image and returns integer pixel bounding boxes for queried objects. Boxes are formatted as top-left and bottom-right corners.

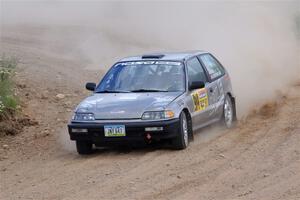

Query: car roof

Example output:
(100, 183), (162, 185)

(118, 50), (209, 62)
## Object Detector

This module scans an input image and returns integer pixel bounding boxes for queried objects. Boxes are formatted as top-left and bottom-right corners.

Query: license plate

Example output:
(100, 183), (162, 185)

(104, 125), (126, 137)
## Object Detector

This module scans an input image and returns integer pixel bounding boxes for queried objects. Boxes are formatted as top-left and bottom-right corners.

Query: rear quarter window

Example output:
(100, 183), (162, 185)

(199, 54), (225, 80)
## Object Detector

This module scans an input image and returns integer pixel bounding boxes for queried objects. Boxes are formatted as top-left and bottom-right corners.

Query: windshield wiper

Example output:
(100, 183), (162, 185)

(96, 90), (130, 93)
(130, 89), (168, 92)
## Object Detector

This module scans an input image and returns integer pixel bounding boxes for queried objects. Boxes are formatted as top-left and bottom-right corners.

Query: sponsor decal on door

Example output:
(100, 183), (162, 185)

(192, 88), (209, 112)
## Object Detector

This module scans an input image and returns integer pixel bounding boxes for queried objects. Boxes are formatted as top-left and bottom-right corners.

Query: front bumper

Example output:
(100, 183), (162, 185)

(68, 118), (180, 145)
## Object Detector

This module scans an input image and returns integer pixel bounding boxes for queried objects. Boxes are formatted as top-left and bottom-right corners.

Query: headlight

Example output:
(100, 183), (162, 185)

(142, 110), (175, 120)
(72, 113), (95, 121)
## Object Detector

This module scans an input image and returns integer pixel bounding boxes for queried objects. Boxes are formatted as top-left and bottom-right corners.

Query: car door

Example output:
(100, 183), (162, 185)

(185, 56), (212, 129)
(198, 54), (226, 120)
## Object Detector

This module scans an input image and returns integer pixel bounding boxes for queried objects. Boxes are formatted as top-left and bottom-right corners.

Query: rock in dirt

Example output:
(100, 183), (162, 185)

(17, 83), (26, 89)
(41, 93), (48, 100)
(56, 94), (65, 99)
(219, 153), (226, 158)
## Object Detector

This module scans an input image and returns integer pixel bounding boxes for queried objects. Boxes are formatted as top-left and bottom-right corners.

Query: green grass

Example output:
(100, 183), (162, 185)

(0, 56), (19, 118)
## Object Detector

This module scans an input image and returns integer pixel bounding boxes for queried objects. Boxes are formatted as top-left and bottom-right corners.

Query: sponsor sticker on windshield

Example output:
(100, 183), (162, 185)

(119, 61), (181, 66)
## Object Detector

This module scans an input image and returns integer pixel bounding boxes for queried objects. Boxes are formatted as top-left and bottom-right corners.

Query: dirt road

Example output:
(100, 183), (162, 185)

(0, 25), (300, 200)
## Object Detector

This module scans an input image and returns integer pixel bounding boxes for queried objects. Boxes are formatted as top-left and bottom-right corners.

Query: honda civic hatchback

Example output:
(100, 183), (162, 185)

(68, 51), (237, 154)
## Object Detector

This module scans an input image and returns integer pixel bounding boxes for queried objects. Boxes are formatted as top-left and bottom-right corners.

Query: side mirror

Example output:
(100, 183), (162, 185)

(189, 81), (205, 90)
(85, 82), (96, 91)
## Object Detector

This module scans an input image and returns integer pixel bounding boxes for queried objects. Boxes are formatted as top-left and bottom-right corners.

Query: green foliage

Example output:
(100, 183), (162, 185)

(0, 56), (18, 116)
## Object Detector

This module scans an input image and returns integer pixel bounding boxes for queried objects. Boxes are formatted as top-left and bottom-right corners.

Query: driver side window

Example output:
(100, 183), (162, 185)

(186, 57), (207, 84)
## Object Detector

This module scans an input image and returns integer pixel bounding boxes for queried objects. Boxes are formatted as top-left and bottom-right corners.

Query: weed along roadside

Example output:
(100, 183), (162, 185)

(0, 56), (18, 120)
(0, 56), (36, 138)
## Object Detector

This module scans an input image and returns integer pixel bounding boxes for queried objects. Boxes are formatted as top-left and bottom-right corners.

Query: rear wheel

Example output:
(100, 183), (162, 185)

(223, 95), (234, 128)
(76, 141), (93, 155)
(172, 112), (189, 150)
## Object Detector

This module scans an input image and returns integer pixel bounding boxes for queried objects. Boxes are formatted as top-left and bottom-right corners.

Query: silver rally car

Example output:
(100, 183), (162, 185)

(68, 51), (236, 154)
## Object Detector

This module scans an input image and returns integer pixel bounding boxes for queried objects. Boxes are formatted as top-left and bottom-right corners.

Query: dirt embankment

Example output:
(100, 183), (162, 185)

(0, 25), (300, 200)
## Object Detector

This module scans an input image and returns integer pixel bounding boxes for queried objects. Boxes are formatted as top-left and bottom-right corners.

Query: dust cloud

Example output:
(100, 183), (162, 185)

(1, 0), (300, 116)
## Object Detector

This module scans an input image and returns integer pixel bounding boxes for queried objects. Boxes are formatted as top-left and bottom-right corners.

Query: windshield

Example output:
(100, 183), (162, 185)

(96, 61), (185, 93)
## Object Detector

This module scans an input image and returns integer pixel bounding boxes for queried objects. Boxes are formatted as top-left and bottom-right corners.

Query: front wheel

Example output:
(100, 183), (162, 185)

(172, 112), (189, 150)
(76, 141), (93, 155)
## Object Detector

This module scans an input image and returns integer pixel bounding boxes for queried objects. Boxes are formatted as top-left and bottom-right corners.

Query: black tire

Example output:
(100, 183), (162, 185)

(222, 95), (235, 128)
(76, 141), (93, 155)
(172, 112), (189, 150)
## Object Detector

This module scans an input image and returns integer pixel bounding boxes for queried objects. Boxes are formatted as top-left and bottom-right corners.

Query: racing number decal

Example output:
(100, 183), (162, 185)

(192, 88), (209, 112)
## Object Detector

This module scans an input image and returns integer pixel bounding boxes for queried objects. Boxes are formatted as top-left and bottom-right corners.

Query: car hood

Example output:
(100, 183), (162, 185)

(75, 92), (182, 119)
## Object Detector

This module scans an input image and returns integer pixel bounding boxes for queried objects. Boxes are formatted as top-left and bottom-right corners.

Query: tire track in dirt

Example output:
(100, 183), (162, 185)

(140, 92), (300, 200)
